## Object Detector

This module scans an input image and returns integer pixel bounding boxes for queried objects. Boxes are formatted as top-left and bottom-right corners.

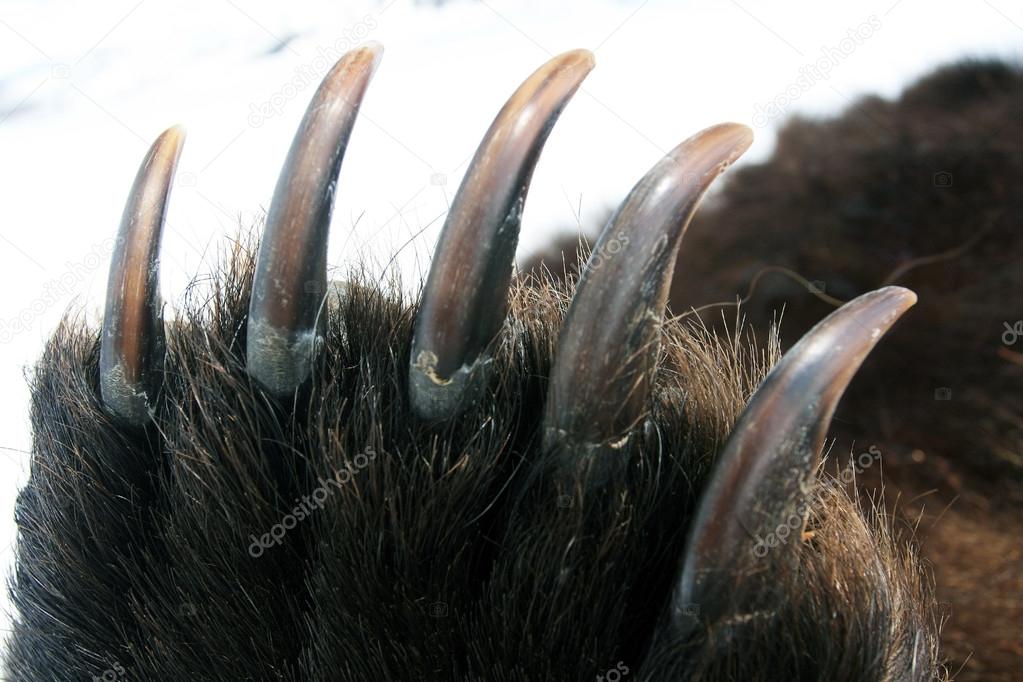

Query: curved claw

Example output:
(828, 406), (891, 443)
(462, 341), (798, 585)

(409, 49), (595, 421)
(543, 123), (753, 453)
(672, 286), (917, 632)
(246, 43), (382, 396)
(99, 126), (185, 426)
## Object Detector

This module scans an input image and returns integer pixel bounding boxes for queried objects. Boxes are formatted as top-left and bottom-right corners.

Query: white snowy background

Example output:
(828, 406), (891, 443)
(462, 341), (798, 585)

(0, 0), (1019, 645)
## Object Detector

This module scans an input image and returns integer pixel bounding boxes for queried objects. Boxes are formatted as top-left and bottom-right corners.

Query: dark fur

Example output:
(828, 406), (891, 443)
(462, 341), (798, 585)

(6, 233), (943, 680)
(522, 58), (1023, 679)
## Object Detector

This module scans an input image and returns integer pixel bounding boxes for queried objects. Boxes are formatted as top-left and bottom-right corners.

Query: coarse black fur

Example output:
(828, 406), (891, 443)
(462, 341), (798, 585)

(7, 233), (944, 680)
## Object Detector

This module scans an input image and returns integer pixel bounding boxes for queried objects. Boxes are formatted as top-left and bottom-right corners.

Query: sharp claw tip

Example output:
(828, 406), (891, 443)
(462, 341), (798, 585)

(667, 123), (753, 181)
(711, 122), (754, 159)
(550, 49), (595, 85)
(866, 285), (918, 329)
(158, 124), (187, 147)
(357, 41), (385, 67)
(563, 48), (596, 70)
(878, 284), (918, 309)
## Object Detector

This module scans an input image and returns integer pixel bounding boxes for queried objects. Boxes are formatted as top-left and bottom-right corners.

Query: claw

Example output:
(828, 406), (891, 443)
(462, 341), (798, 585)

(100, 125), (185, 426)
(246, 43), (383, 396)
(543, 123), (753, 453)
(409, 49), (594, 421)
(672, 286), (917, 632)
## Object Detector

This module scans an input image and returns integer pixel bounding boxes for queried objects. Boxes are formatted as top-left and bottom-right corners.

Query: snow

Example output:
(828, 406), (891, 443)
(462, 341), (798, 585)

(0, 0), (1019, 643)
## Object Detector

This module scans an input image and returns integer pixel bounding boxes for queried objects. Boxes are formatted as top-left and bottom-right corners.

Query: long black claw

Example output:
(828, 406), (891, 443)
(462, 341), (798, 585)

(100, 125), (185, 426)
(246, 43), (382, 396)
(672, 286), (917, 632)
(543, 124), (753, 453)
(409, 49), (594, 421)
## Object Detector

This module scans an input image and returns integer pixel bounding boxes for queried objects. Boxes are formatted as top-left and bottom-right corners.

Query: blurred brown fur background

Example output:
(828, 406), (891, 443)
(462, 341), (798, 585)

(522, 59), (1023, 680)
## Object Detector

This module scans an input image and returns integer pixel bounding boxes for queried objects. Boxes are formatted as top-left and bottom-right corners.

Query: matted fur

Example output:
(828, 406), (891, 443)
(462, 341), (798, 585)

(7, 235), (943, 680)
